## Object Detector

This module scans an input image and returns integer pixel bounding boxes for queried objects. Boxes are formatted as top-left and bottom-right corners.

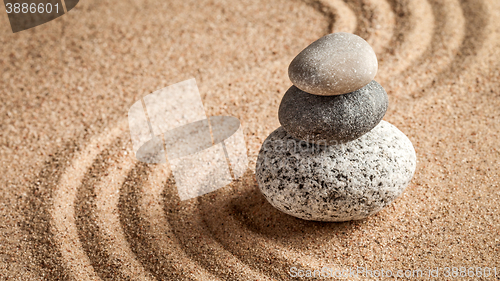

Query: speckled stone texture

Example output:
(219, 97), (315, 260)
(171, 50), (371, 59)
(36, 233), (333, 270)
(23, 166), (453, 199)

(288, 32), (378, 96)
(256, 121), (416, 222)
(279, 80), (388, 145)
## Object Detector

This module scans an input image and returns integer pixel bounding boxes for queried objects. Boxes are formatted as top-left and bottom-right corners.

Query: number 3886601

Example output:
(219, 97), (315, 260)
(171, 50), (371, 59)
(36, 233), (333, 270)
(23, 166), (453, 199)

(6, 2), (60, 14)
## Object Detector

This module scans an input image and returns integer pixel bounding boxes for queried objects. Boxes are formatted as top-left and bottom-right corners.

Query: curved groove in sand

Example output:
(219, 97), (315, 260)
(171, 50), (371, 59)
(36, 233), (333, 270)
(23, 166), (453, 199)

(386, 0), (465, 97)
(50, 122), (127, 281)
(25, 146), (78, 280)
(92, 152), (154, 280)
(427, 0), (490, 90)
(74, 141), (146, 280)
(162, 185), (273, 280)
(120, 164), (220, 281)
(376, 0), (434, 84)
(360, 0), (396, 55)
(304, 0), (357, 34)
(196, 183), (362, 281)
(75, 146), (123, 280)
(325, 0), (357, 33)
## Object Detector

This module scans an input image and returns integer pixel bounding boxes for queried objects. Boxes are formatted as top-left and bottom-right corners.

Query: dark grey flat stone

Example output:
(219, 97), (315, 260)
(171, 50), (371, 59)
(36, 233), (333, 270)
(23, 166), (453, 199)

(278, 80), (388, 145)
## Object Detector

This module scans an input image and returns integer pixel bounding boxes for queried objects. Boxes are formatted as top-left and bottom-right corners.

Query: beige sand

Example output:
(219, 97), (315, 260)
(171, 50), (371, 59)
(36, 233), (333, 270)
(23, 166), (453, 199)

(1, 0), (499, 279)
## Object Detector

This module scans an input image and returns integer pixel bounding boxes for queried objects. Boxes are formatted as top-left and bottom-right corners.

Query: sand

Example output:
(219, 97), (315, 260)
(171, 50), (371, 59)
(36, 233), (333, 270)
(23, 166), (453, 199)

(0, 0), (499, 279)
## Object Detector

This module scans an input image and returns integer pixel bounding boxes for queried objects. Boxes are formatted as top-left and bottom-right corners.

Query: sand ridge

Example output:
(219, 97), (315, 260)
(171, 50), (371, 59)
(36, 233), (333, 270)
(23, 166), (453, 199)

(1, 0), (500, 279)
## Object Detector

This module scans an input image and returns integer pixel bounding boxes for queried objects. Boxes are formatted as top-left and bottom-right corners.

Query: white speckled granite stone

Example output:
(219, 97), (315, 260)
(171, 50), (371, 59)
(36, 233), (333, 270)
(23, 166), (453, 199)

(256, 121), (416, 222)
(279, 80), (388, 145)
(288, 32), (378, 96)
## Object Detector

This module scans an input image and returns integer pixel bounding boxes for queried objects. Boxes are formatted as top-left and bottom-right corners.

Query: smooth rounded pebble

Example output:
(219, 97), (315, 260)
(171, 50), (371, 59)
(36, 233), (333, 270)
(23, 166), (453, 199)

(288, 32), (378, 96)
(256, 121), (416, 222)
(278, 80), (388, 145)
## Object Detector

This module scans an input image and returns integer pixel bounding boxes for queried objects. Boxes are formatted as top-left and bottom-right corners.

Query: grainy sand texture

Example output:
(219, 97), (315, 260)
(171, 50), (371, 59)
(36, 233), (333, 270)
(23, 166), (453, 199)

(1, 0), (500, 280)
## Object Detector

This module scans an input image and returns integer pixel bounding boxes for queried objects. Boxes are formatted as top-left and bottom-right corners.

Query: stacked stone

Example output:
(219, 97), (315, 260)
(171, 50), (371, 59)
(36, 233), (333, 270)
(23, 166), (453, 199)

(256, 33), (417, 222)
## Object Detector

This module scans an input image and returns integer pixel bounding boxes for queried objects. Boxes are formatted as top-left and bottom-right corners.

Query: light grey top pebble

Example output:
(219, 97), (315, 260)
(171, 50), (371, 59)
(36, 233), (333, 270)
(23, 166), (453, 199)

(288, 32), (378, 96)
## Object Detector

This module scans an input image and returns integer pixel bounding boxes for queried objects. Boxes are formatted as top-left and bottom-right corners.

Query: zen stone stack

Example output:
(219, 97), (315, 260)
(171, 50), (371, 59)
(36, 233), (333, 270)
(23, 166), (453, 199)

(256, 32), (417, 222)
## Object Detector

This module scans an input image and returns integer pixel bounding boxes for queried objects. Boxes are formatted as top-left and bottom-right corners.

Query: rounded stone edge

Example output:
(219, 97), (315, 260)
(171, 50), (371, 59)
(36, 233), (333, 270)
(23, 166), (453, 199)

(288, 32), (378, 96)
(278, 80), (389, 145)
(255, 121), (417, 222)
